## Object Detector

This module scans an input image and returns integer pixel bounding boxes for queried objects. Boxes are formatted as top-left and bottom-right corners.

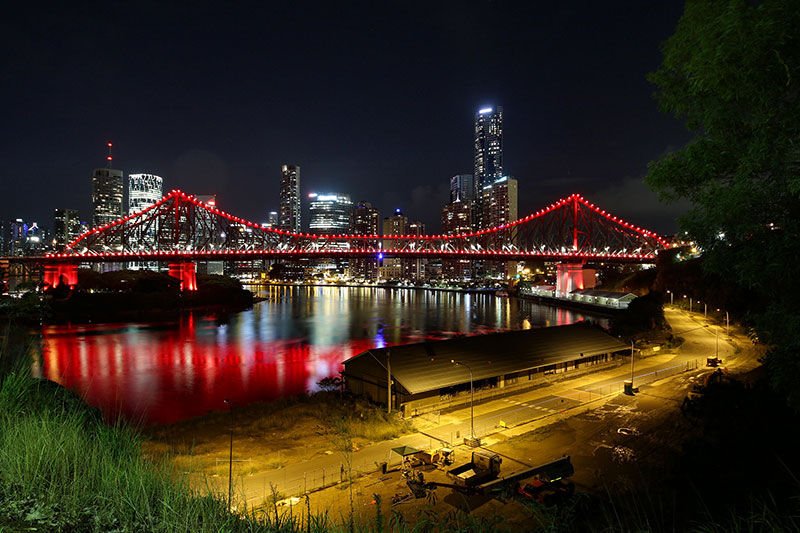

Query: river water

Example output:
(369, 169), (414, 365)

(38, 286), (608, 425)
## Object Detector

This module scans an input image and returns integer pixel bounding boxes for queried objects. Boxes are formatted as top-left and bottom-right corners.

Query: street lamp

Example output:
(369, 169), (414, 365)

(223, 398), (233, 510)
(451, 359), (475, 441)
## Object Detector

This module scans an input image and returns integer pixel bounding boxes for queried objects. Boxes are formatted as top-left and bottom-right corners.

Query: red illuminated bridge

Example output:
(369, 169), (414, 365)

(29, 189), (667, 290)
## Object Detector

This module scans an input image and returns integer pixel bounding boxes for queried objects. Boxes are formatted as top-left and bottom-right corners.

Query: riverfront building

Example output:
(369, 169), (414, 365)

(280, 164), (301, 233)
(473, 106), (503, 230)
(343, 323), (629, 417)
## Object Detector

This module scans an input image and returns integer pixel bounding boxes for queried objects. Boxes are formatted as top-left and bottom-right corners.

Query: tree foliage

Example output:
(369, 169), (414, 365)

(646, 0), (800, 406)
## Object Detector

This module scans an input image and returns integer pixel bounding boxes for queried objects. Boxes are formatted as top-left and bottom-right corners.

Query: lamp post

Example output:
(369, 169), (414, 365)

(451, 359), (475, 440)
(630, 340), (637, 386)
(223, 398), (233, 510)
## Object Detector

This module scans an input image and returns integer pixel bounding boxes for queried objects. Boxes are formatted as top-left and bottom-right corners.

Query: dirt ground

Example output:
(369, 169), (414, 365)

(141, 397), (411, 482)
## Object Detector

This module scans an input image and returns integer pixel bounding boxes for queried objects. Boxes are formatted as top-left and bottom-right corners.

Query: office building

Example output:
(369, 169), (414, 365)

(406, 220), (427, 281)
(2, 219), (27, 256)
(482, 176), (519, 279)
(350, 201), (380, 280)
(481, 176), (518, 228)
(450, 174), (474, 203)
(128, 174), (163, 214)
(280, 165), (301, 233)
(53, 209), (81, 250)
(308, 193), (353, 235)
(267, 211), (279, 228)
(473, 106), (503, 229)
(92, 167), (124, 228)
(380, 209), (407, 280)
(441, 200), (473, 280)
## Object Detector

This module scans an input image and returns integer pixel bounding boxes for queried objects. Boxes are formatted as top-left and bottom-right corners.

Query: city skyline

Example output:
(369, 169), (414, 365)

(2, 2), (690, 235)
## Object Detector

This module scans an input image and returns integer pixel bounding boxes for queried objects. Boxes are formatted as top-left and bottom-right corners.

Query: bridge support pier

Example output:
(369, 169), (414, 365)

(168, 262), (197, 291)
(43, 263), (78, 290)
(556, 263), (596, 297)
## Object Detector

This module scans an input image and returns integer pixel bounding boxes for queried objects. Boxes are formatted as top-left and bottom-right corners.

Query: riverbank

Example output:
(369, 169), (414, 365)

(244, 281), (501, 295)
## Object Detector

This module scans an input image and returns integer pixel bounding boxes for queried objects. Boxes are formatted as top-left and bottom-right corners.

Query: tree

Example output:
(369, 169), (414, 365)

(646, 0), (800, 406)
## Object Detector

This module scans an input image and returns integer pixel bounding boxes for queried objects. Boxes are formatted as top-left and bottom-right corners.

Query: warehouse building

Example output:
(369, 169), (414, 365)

(343, 323), (629, 416)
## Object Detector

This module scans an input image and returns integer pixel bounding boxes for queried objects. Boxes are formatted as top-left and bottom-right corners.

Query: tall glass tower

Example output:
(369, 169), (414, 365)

(473, 106), (503, 229)
(92, 168), (124, 228)
(280, 165), (301, 233)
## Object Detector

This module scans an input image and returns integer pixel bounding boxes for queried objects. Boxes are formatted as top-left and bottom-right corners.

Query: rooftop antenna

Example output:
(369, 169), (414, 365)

(106, 141), (113, 168)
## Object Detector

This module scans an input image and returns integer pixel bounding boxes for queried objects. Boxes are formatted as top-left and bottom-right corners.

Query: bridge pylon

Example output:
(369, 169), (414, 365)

(555, 262), (596, 298)
(43, 263), (78, 290)
(168, 262), (197, 291)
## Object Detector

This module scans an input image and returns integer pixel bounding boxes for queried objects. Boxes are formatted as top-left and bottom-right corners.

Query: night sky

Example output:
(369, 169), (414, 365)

(2, 1), (691, 236)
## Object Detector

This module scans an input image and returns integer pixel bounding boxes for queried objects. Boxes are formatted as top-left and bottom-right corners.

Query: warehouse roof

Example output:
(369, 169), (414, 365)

(343, 323), (628, 395)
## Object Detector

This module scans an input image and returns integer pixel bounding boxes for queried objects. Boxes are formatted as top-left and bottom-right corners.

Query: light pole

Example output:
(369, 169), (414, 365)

(451, 359), (475, 440)
(223, 398), (233, 510)
(630, 341), (635, 384)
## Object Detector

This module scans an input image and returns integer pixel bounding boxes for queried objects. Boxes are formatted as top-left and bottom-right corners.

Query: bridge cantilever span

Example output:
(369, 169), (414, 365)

(22, 189), (667, 289)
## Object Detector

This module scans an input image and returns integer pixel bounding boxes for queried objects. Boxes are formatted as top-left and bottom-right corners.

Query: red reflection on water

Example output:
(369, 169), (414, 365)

(39, 291), (598, 426)
(41, 321), (372, 425)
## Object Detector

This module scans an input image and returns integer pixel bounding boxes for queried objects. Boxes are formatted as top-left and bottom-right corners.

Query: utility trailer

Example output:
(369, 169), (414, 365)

(446, 450), (502, 487)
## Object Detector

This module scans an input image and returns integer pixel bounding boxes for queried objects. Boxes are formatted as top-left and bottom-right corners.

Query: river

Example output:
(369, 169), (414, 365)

(38, 286), (608, 425)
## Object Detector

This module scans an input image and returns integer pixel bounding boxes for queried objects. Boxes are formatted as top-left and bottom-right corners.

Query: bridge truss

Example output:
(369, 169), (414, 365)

(43, 190), (667, 264)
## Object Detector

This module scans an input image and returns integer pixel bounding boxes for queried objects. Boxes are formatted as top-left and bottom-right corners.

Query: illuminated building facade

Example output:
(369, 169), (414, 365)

(92, 168), (124, 228)
(406, 220), (427, 281)
(350, 201), (380, 280)
(380, 209), (407, 280)
(309, 193), (353, 235)
(128, 174), (163, 214)
(441, 200), (473, 280)
(473, 106), (503, 229)
(267, 211), (279, 228)
(280, 165), (301, 233)
(450, 174), (474, 203)
(482, 176), (518, 278)
(53, 208), (81, 250)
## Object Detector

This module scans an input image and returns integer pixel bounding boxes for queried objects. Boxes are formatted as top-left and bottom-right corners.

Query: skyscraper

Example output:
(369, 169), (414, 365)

(53, 208), (81, 250)
(92, 168), (124, 228)
(450, 174), (474, 203)
(280, 165), (301, 233)
(441, 199), (473, 280)
(482, 175), (518, 279)
(473, 106), (503, 229)
(128, 174), (163, 214)
(481, 176), (518, 229)
(308, 193), (353, 235)
(350, 201), (380, 280)
(267, 211), (279, 228)
(381, 209), (407, 280)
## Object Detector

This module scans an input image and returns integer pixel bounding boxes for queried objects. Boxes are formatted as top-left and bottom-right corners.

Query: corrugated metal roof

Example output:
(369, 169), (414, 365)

(343, 323), (628, 395)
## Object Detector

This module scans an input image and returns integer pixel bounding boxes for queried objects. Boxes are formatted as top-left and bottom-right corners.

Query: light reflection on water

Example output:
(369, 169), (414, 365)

(39, 286), (608, 425)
